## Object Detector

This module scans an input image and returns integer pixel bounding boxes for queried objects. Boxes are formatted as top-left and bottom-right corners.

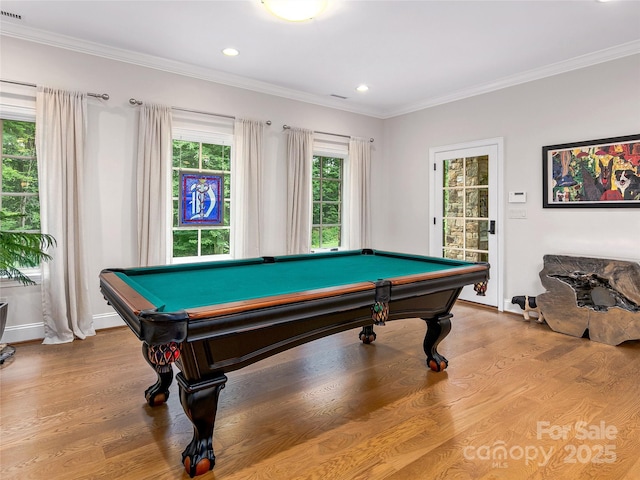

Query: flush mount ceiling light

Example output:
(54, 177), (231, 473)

(222, 47), (239, 56)
(261, 0), (328, 22)
(356, 84), (369, 92)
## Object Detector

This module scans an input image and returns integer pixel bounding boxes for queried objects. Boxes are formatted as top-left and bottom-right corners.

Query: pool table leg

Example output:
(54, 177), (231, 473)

(422, 313), (453, 372)
(358, 325), (377, 344)
(177, 373), (228, 478)
(141, 342), (174, 406)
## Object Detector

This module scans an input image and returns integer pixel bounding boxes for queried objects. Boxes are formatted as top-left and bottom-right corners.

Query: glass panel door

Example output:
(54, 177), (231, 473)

(431, 140), (501, 308)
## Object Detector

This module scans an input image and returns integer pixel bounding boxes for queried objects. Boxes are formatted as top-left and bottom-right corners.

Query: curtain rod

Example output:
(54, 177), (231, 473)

(1, 79), (110, 100)
(282, 124), (374, 143)
(129, 98), (271, 125)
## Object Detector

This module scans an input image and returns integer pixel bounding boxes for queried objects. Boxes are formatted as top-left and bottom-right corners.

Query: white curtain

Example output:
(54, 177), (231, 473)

(348, 137), (372, 249)
(286, 128), (314, 254)
(136, 104), (173, 266)
(231, 119), (264, 258)
(36, 87), (94, 344)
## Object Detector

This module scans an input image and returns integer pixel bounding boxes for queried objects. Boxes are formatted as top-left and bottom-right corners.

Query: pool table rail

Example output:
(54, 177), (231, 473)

(100, 271), (189, 345)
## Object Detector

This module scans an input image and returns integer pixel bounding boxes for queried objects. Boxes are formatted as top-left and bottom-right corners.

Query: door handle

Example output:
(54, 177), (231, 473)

(489, 220), (496, 235)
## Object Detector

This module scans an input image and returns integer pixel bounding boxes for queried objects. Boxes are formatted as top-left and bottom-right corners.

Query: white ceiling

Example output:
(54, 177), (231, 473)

(1, 0), (639, 118)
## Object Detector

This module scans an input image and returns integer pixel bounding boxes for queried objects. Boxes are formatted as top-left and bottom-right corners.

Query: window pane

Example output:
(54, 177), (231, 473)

(312, 179), (321, 201)
(312, 156), (320, 177)
(2, 120), (36, 156)
(224, 201), (230, 227)
(172, 170), (180, 198)
(322, 180), (341, 202)
(223, 174), (231, 199)
(1, 195), (40, 230)
(311, 227), (320, 249)
(312, 203), (321, 224)
(443, 158), (464, 187)
(322, 157), (342, 179)
(443, 188), (463, 217)
(443, 218), (464, 248)
(2, 157), (39, 194)
(465, 251), (489, 263)
(465, 220), (488, 250)
(173, 200), (179, 227)
(222, 146), (231, 169)
(443, 248), (464, 260)
(201, 229), (230, 255)
(465, 188), (488, 218)
(321, 226), (341, 248)
(465, 156), (489, 186)
(202, 143), (229, 171)
(321, 203), (340, 224)
(22, 202), (39, 229)
(173, 141), (199, 169)
(173, 230), (198, 257)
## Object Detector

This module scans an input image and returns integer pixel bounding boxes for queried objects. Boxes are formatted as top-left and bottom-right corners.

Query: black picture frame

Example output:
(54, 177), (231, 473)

(542, 134), (640, 208)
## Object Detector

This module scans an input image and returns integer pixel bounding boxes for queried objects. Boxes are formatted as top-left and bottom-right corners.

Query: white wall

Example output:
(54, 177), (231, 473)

(0, 36), (384, 342)
(376, 54), (640, 311)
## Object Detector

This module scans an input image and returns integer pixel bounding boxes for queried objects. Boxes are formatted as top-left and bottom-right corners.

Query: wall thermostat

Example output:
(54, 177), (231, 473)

(508, 191), (527, 203)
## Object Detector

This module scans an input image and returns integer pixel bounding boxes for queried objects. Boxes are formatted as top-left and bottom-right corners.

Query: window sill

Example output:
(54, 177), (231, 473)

(171, 254), (233, 264)
(311, 247), (342, 254)
(0, 270), (42, 287)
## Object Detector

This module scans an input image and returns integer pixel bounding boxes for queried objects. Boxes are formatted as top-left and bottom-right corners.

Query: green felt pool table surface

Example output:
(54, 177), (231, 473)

(110, 249), (480, 313)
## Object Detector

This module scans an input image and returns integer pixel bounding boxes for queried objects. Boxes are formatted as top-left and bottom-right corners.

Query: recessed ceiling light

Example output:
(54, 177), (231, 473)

(262, 0), (328, 22)
(356, 84), (369, 92)
(222, 48), (239, 57)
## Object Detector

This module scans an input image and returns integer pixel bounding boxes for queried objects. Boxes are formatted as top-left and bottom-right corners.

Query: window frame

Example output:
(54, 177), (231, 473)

(1, 91), (43, 285)
(311, 138), (349, 252)
(170, 128), (234, 264)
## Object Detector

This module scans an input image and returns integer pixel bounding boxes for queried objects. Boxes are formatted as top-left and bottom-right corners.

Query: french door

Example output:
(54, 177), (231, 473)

(429, 139), (503, 309)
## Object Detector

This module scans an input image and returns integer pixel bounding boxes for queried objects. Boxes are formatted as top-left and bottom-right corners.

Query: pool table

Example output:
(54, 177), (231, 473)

(100, 249), (489, 477)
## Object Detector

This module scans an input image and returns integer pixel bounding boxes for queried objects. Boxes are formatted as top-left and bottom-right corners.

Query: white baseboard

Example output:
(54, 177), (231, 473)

(503, 298), (546, 322)
(1, 312), (125, 344)
(503, 299), (524, 315)
(93, 312), (126, 330)
(1, 322), (45, 344)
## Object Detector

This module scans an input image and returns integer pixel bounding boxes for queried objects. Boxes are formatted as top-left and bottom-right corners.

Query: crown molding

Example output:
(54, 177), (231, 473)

(0, 22), (384, 118)
(2, 21), (639, 120)
(383, 39), (640, 119)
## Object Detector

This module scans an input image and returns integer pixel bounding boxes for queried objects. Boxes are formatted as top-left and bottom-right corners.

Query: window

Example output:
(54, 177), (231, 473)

(1, 119), (41, 237)
(311, 155), (343, 250)
(442, 155), (490, 263)
(171, 138), (232, 259)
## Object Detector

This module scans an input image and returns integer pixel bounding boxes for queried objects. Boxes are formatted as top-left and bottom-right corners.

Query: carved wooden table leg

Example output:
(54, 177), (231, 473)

(358, 325), (377, 344)
(422, 313), (453, 372)
(142, 341), (176, 406)
(177, 374), (228, 478)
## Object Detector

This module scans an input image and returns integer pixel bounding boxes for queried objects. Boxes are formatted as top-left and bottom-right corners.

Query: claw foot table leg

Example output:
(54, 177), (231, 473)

(423, 313), (452, 372)
(177, 374), (228, 477)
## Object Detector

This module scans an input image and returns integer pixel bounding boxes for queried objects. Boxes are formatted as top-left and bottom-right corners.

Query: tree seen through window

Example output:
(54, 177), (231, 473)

(312, 155), (343, 249)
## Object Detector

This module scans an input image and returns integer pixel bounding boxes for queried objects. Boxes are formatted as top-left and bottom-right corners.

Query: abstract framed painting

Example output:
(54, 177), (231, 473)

(542, 134), (640, 208)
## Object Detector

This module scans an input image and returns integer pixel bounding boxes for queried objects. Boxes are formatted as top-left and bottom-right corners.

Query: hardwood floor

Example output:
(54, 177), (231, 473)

(1, 303), (639, 480)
